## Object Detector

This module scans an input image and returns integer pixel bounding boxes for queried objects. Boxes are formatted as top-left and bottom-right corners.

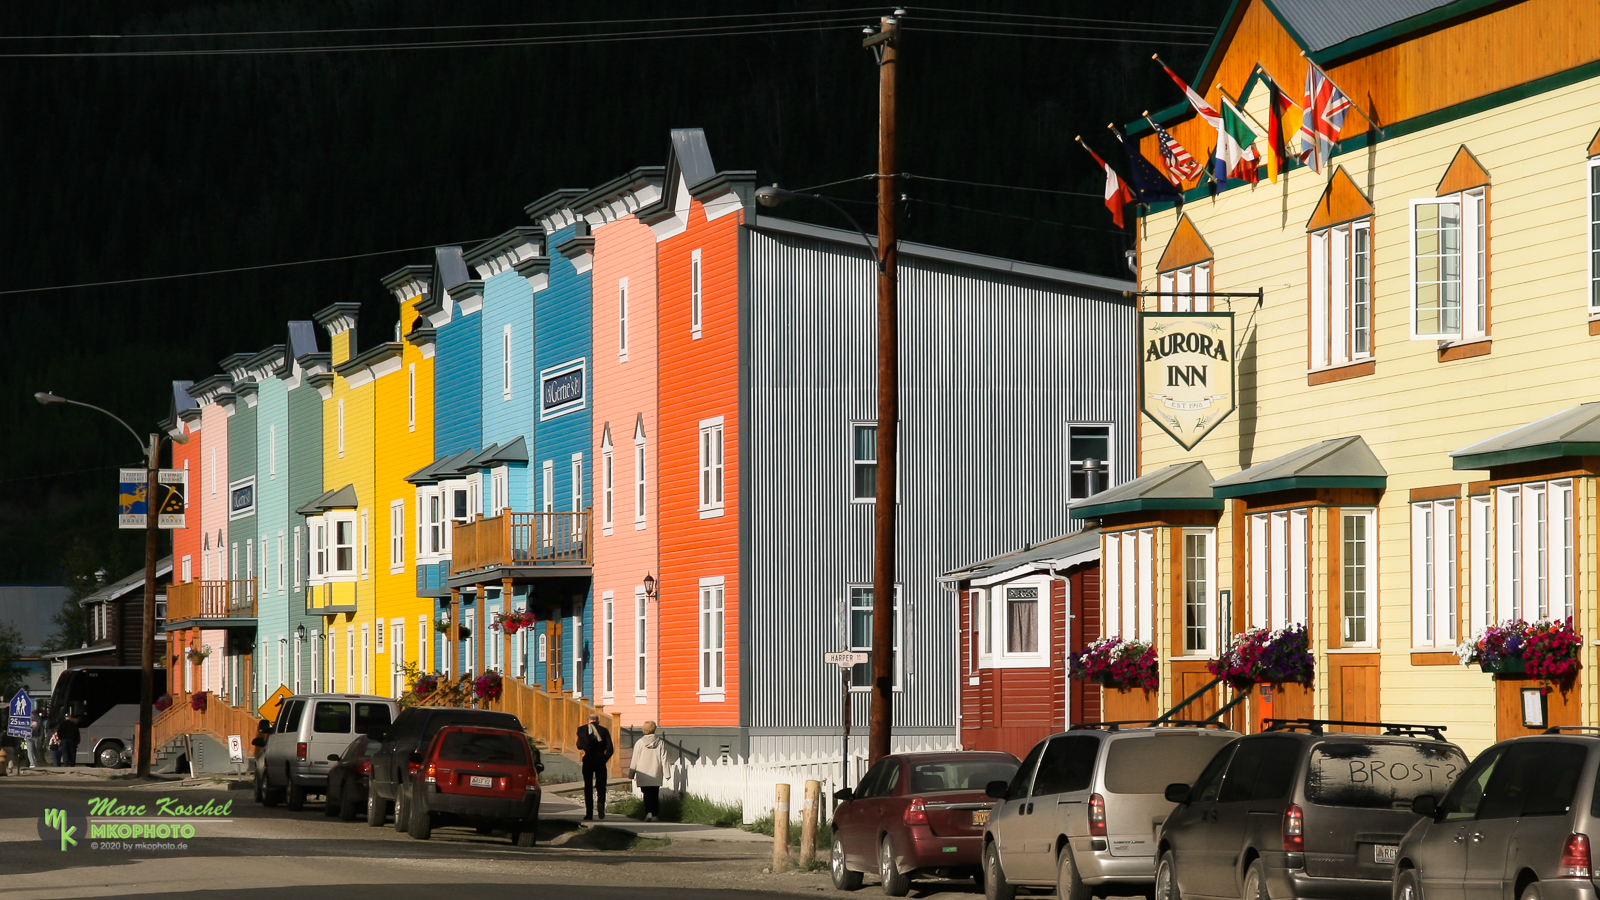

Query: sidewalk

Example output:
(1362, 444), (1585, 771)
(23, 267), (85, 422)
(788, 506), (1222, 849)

(539, 784), (769, 844)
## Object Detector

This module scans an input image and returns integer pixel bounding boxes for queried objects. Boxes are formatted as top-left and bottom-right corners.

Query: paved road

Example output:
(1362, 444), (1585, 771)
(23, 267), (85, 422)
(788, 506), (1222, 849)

(0, 777), (988, 900)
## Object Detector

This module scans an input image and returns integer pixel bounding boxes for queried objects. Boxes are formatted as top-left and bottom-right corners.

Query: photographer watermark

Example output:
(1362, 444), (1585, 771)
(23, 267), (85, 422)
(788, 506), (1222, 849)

(37, 797), (234, 851)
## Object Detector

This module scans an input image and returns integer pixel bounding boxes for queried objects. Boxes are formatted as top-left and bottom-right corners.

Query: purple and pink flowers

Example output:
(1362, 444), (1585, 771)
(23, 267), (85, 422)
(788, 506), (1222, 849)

(1208, 625), (1313, 691)
(1069, 637), (1158, 693)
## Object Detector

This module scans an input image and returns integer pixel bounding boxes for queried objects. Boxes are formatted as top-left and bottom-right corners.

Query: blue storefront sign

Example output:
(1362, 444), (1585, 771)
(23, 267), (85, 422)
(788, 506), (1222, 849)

(540, 359), (587, 421)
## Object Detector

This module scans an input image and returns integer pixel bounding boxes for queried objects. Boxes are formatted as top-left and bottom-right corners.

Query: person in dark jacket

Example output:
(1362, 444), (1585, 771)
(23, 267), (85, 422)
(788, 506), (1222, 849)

(55, 716), (80, 768)
(575, 714), (614, 821)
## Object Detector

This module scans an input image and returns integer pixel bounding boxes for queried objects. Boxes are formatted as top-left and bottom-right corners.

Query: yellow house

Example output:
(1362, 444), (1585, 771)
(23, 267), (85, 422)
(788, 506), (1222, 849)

(1071, 0), (1600, 754)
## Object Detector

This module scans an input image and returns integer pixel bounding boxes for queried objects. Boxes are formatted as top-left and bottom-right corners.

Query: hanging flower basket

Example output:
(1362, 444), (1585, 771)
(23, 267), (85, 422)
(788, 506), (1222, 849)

(473, 671), (503, 701)
(494, 611), (537, 635)
(153, 694), (173, 712)
(185, 646), (211, 665)
(1208, 625), (1314, 691)
(190, 692), (208, 712)
(1069, 637), (1158, 693)
(411, 674), (440, 696)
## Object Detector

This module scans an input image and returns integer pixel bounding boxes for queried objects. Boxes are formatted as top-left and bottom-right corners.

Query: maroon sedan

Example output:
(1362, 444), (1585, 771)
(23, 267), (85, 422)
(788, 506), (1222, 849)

(831, 750), (1020, 896)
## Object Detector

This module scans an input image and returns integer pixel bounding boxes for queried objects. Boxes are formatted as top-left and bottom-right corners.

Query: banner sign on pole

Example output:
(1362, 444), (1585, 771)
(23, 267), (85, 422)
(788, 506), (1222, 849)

(119, 469), (148, 529)
(7, 689), (35, 738)
(1139, 311), (1236, 451)
(157, 469), (187, 529)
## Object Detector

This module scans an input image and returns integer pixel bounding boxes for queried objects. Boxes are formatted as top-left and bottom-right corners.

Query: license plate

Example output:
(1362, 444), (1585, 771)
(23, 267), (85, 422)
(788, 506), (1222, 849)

(1374, 845), (1398, 865)
(470, 775), (493, 788)
(971, 809), (991, 826)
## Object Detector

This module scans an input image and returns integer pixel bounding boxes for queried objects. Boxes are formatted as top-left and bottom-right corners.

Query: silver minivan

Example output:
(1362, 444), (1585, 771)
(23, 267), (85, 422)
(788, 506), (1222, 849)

(256, 694), (398, 811)
(1397, 730), (1600, 900)
(982, 724), (1239, 900)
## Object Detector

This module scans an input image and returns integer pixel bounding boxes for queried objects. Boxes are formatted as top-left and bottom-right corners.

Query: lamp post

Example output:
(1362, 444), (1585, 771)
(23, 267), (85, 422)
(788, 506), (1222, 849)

(35, 391), (187, 778)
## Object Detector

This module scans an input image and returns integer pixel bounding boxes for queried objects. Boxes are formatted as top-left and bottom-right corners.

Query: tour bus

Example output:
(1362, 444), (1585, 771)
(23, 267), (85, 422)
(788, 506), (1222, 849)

(47, 666), (145, 768)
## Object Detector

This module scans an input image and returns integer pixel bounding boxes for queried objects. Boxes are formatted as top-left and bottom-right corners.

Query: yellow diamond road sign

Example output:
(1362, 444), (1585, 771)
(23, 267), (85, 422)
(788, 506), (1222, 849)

(258, 685), (293, 723)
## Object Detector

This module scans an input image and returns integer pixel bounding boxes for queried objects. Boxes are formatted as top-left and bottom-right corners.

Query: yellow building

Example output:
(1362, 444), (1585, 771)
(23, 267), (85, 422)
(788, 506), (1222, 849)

(1071, 0), (1600, 754)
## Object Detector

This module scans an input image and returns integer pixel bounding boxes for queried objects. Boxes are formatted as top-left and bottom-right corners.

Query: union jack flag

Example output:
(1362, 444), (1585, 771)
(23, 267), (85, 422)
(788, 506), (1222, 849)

(1297, 61), (1351, 173)
(1144, 115), (1201, 183)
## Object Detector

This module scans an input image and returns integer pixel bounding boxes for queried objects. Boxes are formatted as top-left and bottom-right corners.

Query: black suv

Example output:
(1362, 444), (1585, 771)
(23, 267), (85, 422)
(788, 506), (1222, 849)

(1156, 720), (1469, 900)
(365, 706), (525, 831)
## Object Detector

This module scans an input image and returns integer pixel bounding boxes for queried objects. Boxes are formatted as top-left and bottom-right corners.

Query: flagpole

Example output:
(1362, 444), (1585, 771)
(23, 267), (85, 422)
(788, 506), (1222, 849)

(1253, 63), (1301, 111)
(1298, 51), (1385, 136)
(1214, 84), (1272, 140)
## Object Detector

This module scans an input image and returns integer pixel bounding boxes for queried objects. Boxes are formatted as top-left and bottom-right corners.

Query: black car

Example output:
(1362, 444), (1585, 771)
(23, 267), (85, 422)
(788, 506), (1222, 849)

(365, 705), (524, 831)
(323, 736), (379, 822)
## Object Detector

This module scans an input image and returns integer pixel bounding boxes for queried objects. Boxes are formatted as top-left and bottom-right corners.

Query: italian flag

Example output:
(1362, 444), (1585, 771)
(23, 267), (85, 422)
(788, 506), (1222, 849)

(1218, 95), (1261, 183)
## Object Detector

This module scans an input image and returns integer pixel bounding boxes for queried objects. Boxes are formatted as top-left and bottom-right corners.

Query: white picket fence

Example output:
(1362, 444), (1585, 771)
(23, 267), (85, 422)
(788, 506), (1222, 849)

(638, 742), (960, 824)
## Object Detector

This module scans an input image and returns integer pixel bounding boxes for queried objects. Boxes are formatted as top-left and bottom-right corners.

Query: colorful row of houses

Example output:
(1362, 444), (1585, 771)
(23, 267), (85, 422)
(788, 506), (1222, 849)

(155, 129), (1136, 758)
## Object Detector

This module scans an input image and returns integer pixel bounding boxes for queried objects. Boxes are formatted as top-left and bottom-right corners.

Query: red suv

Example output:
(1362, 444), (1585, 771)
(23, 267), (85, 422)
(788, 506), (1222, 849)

(832, 750), (1020, 896)
(404, 726), (541, 846)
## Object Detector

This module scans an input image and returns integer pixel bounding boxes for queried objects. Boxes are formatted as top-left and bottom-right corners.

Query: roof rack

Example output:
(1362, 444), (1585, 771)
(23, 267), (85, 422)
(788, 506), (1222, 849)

(1070, 720), (1234, 732)
(1543, 726), (1600, 735)
(1263, 718), (1449, 741)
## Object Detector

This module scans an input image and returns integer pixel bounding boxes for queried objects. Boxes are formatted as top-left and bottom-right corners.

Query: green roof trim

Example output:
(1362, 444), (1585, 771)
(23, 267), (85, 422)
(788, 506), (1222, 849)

(1212, 474), (1387, 498)
(1451, 443), (1600, 471)
(1210, 435), (1387, 499)
(1069, 496), (1224, 519)
(1449, 402), (1600, 470)
(1309, 0), (1503, 64)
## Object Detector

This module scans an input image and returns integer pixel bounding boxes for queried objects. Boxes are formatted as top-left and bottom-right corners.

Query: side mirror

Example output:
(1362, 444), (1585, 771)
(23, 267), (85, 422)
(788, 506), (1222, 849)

(327, 754), (342, 762)
(1411, 795), (1438, 818)
(833, 788), (853, 803)
(536, 762), (545, 773)
(985, 781), (1009, 799)
(1164, 783), (1192, 804)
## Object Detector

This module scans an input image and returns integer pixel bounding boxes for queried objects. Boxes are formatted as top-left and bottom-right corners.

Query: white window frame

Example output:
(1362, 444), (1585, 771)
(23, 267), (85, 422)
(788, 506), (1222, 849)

(337, 398), (346, 457)
(634, 586), (648, 700)
(851, 423), (878, 503)
(991, 575), (1050, 665)
(690, 248), (703, 338)
(1310, 218), (1373, 369)
(1065, 423), (1114, 501)
(490, 466), (509, 517)
(329, 513), (357, 578)
(1410, 189), (1487, 341)
(602, 591), (615, 701)
(389, 500), (405, 573)
(269, 424), (278, 479)
(391, 619), (405, 697)
(181, 555), (192, 583)
(1156, 262), (1212, 311)
(1182, 527), (1216, 656)
(502, 325), (513, 400)
(1469, 494), (1492, 636)
(277, 532), (286, 595)
(360, 508), (370, 577)
(210, 449), (218, 496)
(376, 620), (386, 655)
(1249, 509), (1309, 631)
(847, 584), (903, 690)
(1102, 529), (1157, 643)
(1341, 509), (1378, 647)
(570, 453), (584, 536)
(408, 363), (417, 431)
(634, 423), (648, 529)
(417, 615), (428, 681)
(1494, 481), (1573, 624)
(292, 527), (302, 587)
(617, 277), (630, 361)
(1411, 499), (1458, 648)
(601, 443), (615, 534)
(698, 416), (725, 518)
(541, 461), (555, 548)
(698, 576), (726, 699)
(1590, 158), (1600, 315)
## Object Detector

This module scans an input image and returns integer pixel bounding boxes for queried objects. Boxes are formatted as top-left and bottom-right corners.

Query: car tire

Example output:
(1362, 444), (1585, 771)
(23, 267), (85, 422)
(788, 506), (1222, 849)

(407, 793), (432, 840)
(254, 770), (267, 805)
(393, 784), (412, 832)
(1157, 852), (1184, 900)
(831, 833), (864, 891)
(366, 790), (386, 827)
(1520, 884), (1542, 900)
(340, 788), (363, 822)
(1243, 859), (1269, 900)
(323, 783), (340, 818)
(259, 770), (283, 807)
(286, 781), (306, 812)
(1394, 868), (1422, 900)
(880, 836), (911, 897)
(96, 742), (125, 769)
(1058, 847), (1092, 900)
(514, 825), (537, 848)
(984, 842), (1016, 900)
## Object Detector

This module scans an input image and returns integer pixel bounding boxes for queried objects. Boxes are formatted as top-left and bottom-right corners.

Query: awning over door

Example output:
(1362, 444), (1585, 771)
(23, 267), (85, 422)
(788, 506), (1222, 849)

(1449, 402), (1600, 470)
(294, 484), (358, 515)
(1069, 460), (1222, 519)
(1210, 435), (1386, 498)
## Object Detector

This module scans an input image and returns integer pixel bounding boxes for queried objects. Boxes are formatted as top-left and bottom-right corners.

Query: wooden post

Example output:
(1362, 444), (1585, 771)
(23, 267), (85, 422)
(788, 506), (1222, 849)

(475, 589), (486, 677)
(449, 588), (462, 676)
(773, 783), (791, 869)
(502, 578), (514, 677)
(799, 780), (820, 865)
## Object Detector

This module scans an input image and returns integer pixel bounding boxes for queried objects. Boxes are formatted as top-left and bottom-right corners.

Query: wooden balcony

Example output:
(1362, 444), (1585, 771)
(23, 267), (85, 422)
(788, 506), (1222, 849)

(165, 580), (257, 626)
(452, 511), (591, 575)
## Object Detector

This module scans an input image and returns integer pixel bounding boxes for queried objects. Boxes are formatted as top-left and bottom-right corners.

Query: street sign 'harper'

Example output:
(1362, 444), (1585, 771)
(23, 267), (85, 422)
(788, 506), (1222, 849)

(1139, 311), (1235, 450)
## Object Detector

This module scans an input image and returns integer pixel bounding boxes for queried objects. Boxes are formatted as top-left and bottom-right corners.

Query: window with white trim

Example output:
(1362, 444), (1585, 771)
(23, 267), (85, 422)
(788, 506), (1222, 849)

(292, 527), (302, 587)
(182, 555), (192, 583)
(634, 428), (647, 527)
(269, 425), (278, 478)
(635, 587), (648, 697)
(601, 445), (614, 532)
(408, 363), (417, 431)
(617, 278), (629, 360)
(360, 509), (370, 576)
(376, 620), (386, 655)
(1310, 218), (1372, 368)
(1066, 424), (1113, 500)
(1411, 188), (1487, 340)
(1102, 529), (1156, 642)
(361, 624), (370, 694)
(501, 325), (513, 399)
(699, 577), (725, 696)
(848, 585), (902, 689)
(570, 454), (584, 536)
(1249, 509), (1309, 631)
(541, 461), (555, 547)
(337, 398), (346, 457)
(1469, 494), (1492, 635)
(690, 249), (703, 338)
(210, 449), (218, 496)
(602, 592), (615, 700)
(698, 417), (725, 517)
(974, 576), (1049, 667)
(490, 467), (508, 517)
(389, 500), (405, 571)
(1183, 528), (1216, 654)
(332, 515), (356, 575)
(1589, 159), (1600, 314)
(1342, 509), (1377, 646)
(1156, 262), (1212, 311)
(1495, 481), (1573, 623)
(851, 424), (877, 502)
(277, 532), (286, 595)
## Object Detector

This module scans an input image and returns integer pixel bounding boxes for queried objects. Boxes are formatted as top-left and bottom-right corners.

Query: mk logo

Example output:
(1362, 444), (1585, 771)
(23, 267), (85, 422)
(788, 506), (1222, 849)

(44, 808), (77, 851)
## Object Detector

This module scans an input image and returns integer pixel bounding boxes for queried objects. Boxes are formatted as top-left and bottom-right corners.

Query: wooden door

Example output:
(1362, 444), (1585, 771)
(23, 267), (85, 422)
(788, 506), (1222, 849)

(1101, 686), (1157, 722)
(1171, 662), (1220, 721)
(1329, 654), (1380, 731)
(547, 621), (564, 694)
(1496, 674), (1579, 740)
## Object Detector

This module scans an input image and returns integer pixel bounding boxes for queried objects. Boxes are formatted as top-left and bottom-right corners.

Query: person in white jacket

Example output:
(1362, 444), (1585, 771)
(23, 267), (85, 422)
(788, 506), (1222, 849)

(629, 721), (669, 821)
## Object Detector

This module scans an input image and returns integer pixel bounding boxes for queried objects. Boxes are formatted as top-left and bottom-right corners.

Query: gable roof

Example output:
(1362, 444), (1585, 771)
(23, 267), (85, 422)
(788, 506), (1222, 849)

(1069, 461), (1222, 519)
(1450, 402), (1600, 469)
(1210, 435), (1387, 497)
(1265, 0), (1458, 54)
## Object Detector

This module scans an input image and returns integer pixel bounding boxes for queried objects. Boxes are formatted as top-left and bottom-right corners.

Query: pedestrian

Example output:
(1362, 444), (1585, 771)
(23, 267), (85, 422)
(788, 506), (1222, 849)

(629, 721), (668, 822)
(251, 718), (272, 774)
(26, 710), (46, 768)
(55, 715), (80, 768)
(575, 713), (613, 821)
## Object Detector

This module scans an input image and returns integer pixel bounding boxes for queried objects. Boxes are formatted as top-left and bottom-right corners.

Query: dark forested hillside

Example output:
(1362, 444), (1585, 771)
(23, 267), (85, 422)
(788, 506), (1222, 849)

(0, 1), (1223, 585)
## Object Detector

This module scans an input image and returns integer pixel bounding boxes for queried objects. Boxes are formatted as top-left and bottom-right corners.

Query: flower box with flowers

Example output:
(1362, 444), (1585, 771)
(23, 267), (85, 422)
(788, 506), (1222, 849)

(411, 674), (440, 696)
(1208, 625), (1314, 691)
(1460, 619), (1581, 684)
(473, 671), (503, 701)
(153, 694), (173, 712)
(1069, 637), (1158, 693)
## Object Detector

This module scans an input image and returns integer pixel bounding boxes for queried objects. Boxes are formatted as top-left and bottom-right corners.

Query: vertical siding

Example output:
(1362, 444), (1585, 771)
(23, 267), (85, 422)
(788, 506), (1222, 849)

(254, 376), (288, 700)
(658, 201), (743, 728)
(745, 228), (1135, 734)
(434, 300), (483, 458)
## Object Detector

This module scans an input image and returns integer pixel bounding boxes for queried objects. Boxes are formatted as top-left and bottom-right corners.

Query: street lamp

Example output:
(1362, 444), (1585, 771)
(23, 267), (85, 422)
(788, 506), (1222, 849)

(35, 390), (187, 778)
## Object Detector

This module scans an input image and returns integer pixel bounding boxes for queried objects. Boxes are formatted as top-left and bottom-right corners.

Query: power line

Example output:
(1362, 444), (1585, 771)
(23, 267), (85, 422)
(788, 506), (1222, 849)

(913, 15), (1215, 36)
(908, 197), (1127, 235)
(914, 7), (1212, 31)
(912, 25), (1208, 46)
(0, 240), (491, 296)
(903, 173), (1102, 199)
(0, 463), (123, 486)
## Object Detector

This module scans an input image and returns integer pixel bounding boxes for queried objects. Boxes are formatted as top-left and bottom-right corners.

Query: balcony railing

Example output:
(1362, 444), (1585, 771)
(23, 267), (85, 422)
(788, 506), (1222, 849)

(452, 511), (591, 573)
(166, 580), (257, 623)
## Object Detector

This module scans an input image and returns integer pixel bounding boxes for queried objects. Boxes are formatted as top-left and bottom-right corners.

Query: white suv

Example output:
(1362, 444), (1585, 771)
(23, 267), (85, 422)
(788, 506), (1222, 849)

(256, 694), (398, 811)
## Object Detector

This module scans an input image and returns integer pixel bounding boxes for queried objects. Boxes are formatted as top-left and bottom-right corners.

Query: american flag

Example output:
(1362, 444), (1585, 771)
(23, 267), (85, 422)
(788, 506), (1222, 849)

(1297, 61), (1352, 173)
(1145, 115), (1201, 183)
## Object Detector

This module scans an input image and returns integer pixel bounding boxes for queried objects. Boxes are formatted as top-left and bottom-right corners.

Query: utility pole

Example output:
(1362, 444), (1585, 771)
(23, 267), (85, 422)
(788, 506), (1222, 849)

(864, 12), (899, 765)
(138, 433), (159, 778)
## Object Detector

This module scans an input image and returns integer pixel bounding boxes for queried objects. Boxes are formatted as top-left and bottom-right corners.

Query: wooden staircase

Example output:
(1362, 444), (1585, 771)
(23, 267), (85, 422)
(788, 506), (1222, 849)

(141, 691), (262, 771)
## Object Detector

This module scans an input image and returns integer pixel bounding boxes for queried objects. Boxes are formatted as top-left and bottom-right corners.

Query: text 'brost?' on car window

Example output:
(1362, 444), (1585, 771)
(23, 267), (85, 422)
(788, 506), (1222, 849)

(1307, 741), (1468, 809)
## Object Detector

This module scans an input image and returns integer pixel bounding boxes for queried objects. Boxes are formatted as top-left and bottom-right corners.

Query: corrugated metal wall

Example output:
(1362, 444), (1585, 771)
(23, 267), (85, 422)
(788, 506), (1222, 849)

(743, 228), (1135, 734)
